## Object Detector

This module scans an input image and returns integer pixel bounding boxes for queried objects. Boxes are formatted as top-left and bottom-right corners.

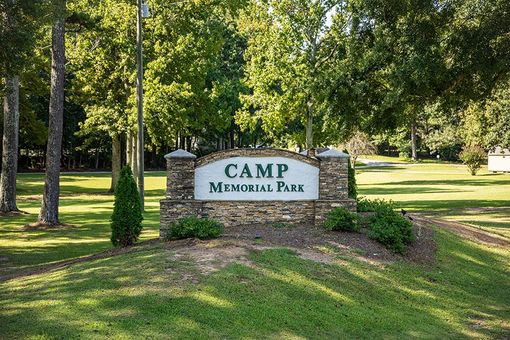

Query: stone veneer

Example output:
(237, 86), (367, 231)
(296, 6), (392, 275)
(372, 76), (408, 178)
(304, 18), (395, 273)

(160, 148), (356, 238)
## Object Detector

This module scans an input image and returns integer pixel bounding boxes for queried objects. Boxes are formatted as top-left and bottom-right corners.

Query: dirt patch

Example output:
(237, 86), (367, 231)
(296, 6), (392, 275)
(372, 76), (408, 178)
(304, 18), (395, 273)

(22, 222), (79, 231)
(0, 210), (29, 217)
(405, 219), (437, 265)
(165, 240), (254, 282)
(412, 215), (509, 247)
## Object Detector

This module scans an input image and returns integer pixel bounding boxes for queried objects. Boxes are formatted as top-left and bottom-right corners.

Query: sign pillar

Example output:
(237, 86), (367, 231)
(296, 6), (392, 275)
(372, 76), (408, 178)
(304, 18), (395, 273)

(160, 149), (198, 239)
(315, 149), (355, 224)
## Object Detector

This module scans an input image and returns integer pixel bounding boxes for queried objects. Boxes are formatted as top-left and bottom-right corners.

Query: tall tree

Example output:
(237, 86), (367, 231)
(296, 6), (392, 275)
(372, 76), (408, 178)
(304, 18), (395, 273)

(237, 0), (345, 149)
(0, 76), (19, 212)
(0, 0), (40, 212)
(68, 0), (136, 191)
(38, 0), (66, 225)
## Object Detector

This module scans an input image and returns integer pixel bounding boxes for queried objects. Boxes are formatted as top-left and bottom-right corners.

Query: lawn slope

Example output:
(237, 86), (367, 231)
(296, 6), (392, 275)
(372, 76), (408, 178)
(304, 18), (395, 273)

(0, 230), (509, 339)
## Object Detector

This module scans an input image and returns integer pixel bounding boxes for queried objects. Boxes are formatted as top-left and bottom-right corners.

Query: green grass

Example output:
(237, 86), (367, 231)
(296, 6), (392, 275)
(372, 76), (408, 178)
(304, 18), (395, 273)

(0, 172), (166, 276)
(357, 163), (510, 233)
(0, 230), (508, 338)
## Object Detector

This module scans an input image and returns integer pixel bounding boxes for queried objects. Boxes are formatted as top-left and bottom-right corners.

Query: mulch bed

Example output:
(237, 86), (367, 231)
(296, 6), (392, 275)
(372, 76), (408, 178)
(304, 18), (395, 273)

(223, 220), (437, 265)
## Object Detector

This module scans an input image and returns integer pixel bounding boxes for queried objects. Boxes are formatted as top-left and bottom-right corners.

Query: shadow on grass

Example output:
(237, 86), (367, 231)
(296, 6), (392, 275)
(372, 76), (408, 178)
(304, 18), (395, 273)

(0, 230), (508, 338)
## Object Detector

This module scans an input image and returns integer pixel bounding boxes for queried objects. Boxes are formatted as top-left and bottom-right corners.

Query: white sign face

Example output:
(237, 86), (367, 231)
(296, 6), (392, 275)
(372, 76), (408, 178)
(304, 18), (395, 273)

(195, 156), (319, 201)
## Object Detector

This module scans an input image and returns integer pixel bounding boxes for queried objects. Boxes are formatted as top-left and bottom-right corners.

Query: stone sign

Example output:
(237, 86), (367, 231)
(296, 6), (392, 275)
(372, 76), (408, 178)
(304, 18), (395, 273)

(160, 148), (356, 238)
(195, 156), (319, 200)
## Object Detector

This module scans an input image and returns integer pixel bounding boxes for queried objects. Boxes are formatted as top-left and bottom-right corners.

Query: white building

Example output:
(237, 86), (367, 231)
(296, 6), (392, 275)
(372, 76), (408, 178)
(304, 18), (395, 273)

(488, 147), (510, 173)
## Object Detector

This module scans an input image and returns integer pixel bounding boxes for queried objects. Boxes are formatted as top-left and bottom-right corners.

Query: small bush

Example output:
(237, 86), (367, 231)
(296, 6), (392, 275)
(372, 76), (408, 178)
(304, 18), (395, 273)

(111, 166), (143, 247)
(368, 210), (414, 253)
(167, 216), (224, 240)
(357, 198), (414, 253)
(323, 207), (359, 232)
(357, 197), (393, 212)
(459, 145), (486, 175)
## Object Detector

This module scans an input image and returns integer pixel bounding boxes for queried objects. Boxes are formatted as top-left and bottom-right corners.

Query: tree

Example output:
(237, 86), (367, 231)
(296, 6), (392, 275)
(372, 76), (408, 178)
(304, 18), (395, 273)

(111, 165), (143, 246)
(0, 0), (41, 212)
(143, 0), (242, 151)
(342, 131), (376, 169)
(67, 0), (136, 192)
(38, 0), (65, 225)
(459, 145), (486, 176)
(237, 0), (347, 149)
(0, 76), (19, 212)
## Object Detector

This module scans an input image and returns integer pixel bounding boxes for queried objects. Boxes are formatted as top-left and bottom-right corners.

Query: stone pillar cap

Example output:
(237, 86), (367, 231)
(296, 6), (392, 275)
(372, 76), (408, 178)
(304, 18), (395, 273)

(317, 149), (350, 158)
(164, 149), (197, 159)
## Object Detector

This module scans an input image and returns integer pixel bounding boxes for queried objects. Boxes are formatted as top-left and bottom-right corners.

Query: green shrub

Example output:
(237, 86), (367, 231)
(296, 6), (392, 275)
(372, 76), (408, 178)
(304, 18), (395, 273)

(347, 159), (357, 199)
(357, 198), (414, 253)
(111, 166), (143, 247)
(368, 210), (414, 253)
(167, 216), (224, 240)
(357, 197), (393, 212)
(323, 207), (359, 232)
(459, 145), (486, 175)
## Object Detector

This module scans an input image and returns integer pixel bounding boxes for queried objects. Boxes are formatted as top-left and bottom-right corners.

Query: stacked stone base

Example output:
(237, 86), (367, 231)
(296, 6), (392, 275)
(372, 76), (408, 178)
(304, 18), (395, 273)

(160, 198), (356, 239)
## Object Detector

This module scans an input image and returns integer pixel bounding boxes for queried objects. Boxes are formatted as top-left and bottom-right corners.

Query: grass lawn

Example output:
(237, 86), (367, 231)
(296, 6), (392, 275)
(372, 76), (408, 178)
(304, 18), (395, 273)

(0, 163), (509, 338)
(357, 163), (510, 234)
(0, 172), (166, 276)
(0, 230), (508, 338)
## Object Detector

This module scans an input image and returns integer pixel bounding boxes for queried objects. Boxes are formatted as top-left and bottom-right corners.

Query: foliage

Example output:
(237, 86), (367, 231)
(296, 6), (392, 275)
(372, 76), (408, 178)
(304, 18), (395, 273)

(323, 207), (358, 232)
(347, 159), (357, 200)
(459, 145), (486, 176)
(0, 0), (44, 84)
(167, 216), (224, 240)
(356, 197), (392, 213)
(368, 212), (414, 254)
(357, 198), (414, 253)
(237, 0), (349, 148)
(110, 166), (143, 246)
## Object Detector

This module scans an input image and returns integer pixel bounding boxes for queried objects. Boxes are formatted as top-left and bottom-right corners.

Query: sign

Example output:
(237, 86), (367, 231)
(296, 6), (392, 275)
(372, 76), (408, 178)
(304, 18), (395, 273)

(195, 156), (319, 201)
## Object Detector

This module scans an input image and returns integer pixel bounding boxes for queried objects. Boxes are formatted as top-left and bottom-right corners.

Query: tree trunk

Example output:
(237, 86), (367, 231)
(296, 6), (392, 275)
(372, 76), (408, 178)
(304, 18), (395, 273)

(109, 134), (121, 192)
(0, 76), (20, 212)
(38, 1), (65, 225)
(305, 103), (314, 149)
(411, 121), (418, 161)
(95, 148), (99, 169)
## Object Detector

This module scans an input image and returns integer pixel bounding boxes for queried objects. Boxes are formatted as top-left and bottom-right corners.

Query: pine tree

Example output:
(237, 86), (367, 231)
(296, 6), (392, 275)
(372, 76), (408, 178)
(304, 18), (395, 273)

(111, 166), (143, 247)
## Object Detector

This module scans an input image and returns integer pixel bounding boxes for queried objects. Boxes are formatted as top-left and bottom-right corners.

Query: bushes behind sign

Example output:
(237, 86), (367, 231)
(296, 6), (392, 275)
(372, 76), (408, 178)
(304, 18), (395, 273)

(166, 216), (224, 240)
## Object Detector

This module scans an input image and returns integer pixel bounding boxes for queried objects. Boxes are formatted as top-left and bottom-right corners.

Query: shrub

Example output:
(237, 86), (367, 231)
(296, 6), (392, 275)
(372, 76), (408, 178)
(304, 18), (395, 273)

(167, 216), (224, 240)
(357, 197), (394, 212)
(111, 166), (143, 247)
(459, 145), (486, 175)
(368, 209), (414, 253)
(323, 207), (359, 232)
(357, 198), (414, 253)
(347, 159), (357, 199)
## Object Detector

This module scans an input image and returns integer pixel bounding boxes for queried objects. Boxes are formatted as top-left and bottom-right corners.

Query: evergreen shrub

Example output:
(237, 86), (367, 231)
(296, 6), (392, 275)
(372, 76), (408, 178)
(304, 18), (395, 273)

(111, 166), (143, 247)
(167, 216), (224, 240)
(347, 159), (357, 199)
